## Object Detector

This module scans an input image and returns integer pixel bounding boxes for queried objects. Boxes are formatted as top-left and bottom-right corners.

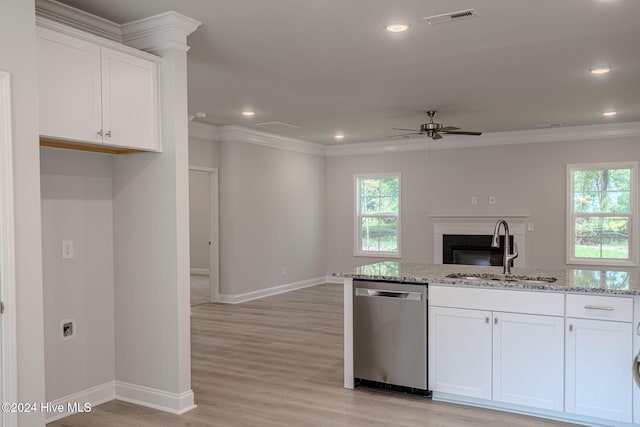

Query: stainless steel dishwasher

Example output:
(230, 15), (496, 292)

(353, 280), (428, 392)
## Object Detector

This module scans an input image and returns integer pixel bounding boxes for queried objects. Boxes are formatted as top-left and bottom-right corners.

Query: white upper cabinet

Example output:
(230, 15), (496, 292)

(37, 26), (160, 152)
(101, 47), (159, 151)
(38, 27), (102, 144)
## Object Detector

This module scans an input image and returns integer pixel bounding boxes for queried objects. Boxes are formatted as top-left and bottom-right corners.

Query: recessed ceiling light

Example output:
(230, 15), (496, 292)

(590, 67), (611, 75)
(335, 134), (345, 140)
(385, 23), (410, 33)
(242, 111), (255, 117)
(602, 111), (617, 117)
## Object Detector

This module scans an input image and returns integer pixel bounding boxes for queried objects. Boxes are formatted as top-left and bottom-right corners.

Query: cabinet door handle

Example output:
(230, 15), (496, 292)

(584, 305), (614, 311)
(569, 324), (574, 332)
(485, 317), (490, 324)
(494, 317), (498, 325)
(105, 131), (112, 138)
(97, 129), (103, 136)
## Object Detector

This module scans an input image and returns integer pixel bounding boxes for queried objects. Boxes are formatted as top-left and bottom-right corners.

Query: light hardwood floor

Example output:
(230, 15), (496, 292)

(49, 284), (577, 426)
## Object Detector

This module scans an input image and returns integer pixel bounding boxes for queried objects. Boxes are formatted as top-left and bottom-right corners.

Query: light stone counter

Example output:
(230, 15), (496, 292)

(337, 261), (639, 295)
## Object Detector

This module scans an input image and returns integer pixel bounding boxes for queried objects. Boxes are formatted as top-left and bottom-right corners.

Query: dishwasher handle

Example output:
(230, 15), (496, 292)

(355, 287), (422, 301)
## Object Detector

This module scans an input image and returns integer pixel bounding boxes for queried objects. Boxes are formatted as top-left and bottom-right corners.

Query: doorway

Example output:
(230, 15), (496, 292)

(188, 166), (219, 304)
(1, 70), (17, 427)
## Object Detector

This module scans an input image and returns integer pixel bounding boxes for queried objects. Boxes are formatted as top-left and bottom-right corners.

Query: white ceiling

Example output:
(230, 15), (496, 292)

(57, 0), (640, 145)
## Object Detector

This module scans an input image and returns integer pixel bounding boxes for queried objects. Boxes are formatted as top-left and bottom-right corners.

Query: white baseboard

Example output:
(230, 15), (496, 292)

(46, 381), (116, 422)
(190, 268), (210, 276)
(219, 276), (327, 304)
(115, 381), (196, 415)
(46, 381), (196, 422)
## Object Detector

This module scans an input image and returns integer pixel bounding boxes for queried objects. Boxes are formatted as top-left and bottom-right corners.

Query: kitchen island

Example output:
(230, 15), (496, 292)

(339, 261), (640, 427)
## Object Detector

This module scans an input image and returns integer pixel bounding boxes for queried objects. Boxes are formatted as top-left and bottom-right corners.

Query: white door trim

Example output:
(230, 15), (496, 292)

(188, 166), (220, 303)
(0, 70), (18, 427)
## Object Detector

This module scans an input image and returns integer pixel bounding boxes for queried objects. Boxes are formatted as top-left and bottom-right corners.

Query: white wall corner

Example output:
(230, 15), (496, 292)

(218, 125), (326, 156)
(45, 381), (116, 423)
(114, 381), (196, 415)
(121, 12), (202, 53)
(188, 120), (219, 141)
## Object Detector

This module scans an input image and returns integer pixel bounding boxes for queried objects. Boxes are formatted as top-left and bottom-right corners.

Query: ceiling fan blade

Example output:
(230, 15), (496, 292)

(441, 130), (482, 136)
(439, 126), (459, 131)
(431, 132), (443, 140)
(388, 132), (422, 138)
(392, 127), (420, 132)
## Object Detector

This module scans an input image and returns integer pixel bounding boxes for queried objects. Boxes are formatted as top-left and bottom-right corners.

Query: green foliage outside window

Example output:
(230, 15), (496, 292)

(357, 176), (399, 254)
(572, 167), (631, 260)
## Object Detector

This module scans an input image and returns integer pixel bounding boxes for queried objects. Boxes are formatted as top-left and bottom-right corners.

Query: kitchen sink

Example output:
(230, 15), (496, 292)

(445, 273), (557, 284)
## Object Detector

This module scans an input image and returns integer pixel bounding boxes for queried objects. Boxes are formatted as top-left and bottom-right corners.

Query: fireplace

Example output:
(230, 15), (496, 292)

(443, 234), (514, 266)
(431, 215), (527, 267)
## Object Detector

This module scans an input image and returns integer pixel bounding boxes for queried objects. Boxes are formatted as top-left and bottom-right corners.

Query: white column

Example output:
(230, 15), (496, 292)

(112, 12), (200, 414)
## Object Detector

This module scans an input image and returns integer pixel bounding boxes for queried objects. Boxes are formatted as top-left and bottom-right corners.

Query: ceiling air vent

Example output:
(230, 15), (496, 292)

(423, 9), (478, 25)
(253, 121), (299, 132)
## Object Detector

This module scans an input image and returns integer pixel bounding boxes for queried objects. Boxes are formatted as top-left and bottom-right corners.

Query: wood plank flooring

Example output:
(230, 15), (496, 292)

(49, 284), (577, 427)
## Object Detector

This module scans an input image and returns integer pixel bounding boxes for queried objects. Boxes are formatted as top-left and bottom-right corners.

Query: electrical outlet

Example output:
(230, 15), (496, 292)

(281, 266), (286, 276)
(471, 196), (478, 205)
(528, 223), (535, 232)
(62, 240), (74, 259)
(489, 196), (496, 205)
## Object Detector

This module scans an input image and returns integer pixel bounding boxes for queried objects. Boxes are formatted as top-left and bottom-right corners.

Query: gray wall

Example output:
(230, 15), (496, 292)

(40, 147), (115, 401)
(326, 137), (640, 274)
(1, 0), (47, 424)
(218, 139), (326, 296)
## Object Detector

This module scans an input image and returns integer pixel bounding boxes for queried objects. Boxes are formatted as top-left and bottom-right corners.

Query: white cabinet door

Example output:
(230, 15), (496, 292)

(101, 47), (159, 151)
(37, 27), (102, 144)
(565, 318), (632, 423)
(493, 312), (564, 411)
(429, 306), (492, 399)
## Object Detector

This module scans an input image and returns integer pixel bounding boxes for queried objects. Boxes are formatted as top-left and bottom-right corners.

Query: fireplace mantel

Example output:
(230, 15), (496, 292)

(430, 215), (529, 267)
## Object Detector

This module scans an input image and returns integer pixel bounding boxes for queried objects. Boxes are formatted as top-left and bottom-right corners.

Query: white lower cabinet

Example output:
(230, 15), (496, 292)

(565, 317), (633, 423)
(493, 312), (564, 410)
(429, 305), (564, 411)
(429, 306), (492, 399)
(429, 286), (636, 425)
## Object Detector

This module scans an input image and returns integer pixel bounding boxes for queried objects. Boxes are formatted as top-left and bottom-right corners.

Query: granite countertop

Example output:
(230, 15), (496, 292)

(336, 261), (640, 296)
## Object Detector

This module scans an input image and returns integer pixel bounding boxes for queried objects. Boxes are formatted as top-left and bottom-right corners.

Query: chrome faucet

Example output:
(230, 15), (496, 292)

(491, 219), (518, 275)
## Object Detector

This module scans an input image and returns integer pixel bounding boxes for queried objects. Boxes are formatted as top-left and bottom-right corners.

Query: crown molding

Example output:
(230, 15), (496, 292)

(217, 125), (326, 156)
(325, 121), (640, 156)
(36, 0), (123, 42)
(189, 121), (640, 157)
(121, 12), (201, 53)
(35, 0), (200, 53)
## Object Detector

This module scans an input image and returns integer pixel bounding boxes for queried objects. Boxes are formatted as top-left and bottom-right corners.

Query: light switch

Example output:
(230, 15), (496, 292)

(62, 240), (74, 259)
(527, 223), (535, 232)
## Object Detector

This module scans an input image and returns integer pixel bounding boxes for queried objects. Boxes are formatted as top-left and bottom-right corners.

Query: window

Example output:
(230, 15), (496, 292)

(355, 174), (400, 257)
(567, 162), (637, 266)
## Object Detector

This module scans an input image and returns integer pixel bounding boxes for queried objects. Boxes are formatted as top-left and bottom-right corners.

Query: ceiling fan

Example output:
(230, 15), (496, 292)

(392, 111), (482, 140)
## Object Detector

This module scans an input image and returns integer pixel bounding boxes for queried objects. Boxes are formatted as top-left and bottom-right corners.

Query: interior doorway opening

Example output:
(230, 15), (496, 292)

(188, 166), (219, 304)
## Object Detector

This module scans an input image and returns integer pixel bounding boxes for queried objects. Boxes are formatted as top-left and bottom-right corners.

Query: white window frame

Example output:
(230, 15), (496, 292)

(566, 162), (638, 267)
(354, 173), (401, 258)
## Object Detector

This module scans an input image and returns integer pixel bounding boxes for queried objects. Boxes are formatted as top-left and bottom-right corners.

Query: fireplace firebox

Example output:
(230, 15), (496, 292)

(443, 234), (514, 267)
